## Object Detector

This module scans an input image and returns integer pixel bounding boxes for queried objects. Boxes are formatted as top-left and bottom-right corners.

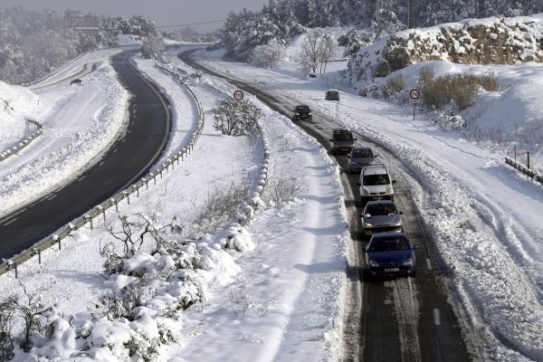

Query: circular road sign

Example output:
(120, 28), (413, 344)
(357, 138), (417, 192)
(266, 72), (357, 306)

(233, 89), (244, 101)
(409, 88), (421, 101)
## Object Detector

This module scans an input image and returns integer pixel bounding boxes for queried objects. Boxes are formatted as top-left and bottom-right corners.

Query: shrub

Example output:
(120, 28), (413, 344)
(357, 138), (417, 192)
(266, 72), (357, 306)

(381, 73), (405, 100)
(419, 67), (499, 112)
(213, 99), (262, 136)
(191, 183), (250, 235)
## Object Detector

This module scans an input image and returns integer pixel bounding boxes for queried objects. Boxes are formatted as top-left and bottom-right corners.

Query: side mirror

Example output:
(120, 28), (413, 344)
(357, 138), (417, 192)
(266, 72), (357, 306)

(392, 180), (397, 184)
(357, 182), (361, 186)
(329, 139), (333, 141)
(399, 211), (404, 215)
(354, 138), (358, 141)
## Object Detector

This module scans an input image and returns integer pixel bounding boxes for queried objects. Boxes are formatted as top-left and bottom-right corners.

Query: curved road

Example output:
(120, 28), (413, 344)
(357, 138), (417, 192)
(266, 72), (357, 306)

(178, 49), (472, 362)
(0, 51), (171, 260)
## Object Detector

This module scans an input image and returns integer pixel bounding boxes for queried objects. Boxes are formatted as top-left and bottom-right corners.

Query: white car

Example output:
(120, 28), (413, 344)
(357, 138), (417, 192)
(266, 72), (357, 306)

(357, 165), (396, 203)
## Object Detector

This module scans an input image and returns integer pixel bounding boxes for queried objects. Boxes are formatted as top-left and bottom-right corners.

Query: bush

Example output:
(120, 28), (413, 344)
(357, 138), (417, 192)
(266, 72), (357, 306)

(213, 99), (262, 136)
(251, 39), (286, 68)
(419, 67), (500, 112)
(381, 74), (405, 100)
(191, 183), (250, 235)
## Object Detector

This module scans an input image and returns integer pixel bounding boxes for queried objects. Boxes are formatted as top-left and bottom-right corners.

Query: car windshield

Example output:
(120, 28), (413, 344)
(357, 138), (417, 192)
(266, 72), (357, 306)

(363, 174), (390, 185)
(352, 149), (373, 158)
(366, 204), (397, 216)
(370, 237), (409, 252)
(295, 106), (309, 112)
(334, 133), (353, 142)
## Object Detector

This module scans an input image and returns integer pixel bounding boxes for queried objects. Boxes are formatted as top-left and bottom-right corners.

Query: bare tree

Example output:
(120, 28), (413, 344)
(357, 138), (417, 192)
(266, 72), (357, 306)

(299, 30), (337, 75)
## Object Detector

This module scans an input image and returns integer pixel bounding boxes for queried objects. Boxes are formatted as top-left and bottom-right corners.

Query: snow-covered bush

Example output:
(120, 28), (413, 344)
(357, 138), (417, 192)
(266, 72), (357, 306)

(252, 39), (286, 68)
(213, 99), (262, 136)
(221, 223), (255, 252)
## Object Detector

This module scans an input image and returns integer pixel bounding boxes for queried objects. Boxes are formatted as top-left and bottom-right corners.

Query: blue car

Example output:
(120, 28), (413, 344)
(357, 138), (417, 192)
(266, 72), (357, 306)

(363, 232), (418, 278)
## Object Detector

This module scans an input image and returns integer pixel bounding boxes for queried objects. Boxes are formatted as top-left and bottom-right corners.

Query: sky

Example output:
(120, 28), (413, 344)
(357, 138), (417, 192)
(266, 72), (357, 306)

(2, 14), (543, 361)
(0, 0), (268, 31)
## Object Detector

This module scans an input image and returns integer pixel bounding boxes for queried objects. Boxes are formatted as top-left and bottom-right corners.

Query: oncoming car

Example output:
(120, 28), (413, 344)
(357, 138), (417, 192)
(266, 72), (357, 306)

(361, 200), (403, 236)
(325, 89), (340, 101)
(346, 146), (376, 173)
(363, 232), (418, 278)
(292, 105), (312, 121)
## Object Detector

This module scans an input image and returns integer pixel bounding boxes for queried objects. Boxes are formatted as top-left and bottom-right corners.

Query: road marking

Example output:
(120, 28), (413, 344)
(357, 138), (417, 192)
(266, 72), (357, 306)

(45, 194), (57, 201)
(4, 217), (18, 226)
(426, 258), (432, 270)
(433, 308), (441, 326)
(98, 161), (105, 166)
(78, 175), (86, 181)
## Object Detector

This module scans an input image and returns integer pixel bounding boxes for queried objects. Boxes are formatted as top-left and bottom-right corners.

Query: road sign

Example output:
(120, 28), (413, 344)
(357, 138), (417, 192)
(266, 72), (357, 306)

(233, 89), (244, 101)
(409, 88), (421, 103)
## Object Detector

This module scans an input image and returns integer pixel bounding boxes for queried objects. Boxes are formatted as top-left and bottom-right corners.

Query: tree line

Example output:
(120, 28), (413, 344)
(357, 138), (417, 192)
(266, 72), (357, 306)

(218, 0), (543, 61)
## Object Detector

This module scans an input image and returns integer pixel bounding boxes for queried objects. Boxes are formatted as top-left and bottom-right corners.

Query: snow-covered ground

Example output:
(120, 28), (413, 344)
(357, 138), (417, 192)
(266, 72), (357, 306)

(1, 16), (543, 360)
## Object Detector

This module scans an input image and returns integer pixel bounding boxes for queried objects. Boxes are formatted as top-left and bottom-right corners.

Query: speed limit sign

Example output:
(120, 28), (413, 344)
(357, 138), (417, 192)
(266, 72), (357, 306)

(233, 89), (244, 101)
(409, 88), (420, 103)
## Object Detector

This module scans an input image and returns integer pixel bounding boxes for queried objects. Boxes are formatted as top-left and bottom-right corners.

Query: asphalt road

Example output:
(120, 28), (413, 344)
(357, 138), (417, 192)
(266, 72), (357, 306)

(178, 49), (472, 362)
(0, 50), (171, 260)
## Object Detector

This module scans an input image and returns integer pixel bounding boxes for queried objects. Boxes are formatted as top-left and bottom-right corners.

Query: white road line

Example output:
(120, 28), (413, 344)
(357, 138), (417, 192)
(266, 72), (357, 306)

(78, 175), (86, 181)
(46, 194), (58, 201)
(98, 161), (105, 166)
(4, 217), (18, 226)
(433, 308), (441, 326)
(426, 258), (432, 270)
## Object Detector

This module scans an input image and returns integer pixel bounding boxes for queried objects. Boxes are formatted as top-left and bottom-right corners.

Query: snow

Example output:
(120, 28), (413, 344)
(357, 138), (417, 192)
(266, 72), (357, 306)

(2, 14), (543, 361)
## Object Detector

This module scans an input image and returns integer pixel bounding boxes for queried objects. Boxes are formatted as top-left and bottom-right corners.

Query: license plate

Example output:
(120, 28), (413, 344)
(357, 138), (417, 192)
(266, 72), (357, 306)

(385, 268), (399, 272)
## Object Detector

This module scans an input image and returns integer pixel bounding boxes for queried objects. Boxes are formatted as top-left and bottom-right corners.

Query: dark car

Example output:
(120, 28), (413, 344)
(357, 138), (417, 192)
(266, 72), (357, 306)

(292, 105), (312, 121)
(325, 89), (340, 101)
(361, 200), (403, 236)
(330, 129), (356, 155)
(346, 146), (377, 173)
(363, 232), (418, 279)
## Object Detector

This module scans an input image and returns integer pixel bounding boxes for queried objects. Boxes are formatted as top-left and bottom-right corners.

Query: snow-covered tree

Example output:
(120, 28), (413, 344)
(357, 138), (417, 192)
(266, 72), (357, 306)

(252, 39), (287, 68)
(213, 99), (262, 136)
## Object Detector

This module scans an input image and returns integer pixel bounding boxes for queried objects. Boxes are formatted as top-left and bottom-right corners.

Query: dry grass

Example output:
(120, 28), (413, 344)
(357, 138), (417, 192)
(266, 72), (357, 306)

(419, 67), (499, 111)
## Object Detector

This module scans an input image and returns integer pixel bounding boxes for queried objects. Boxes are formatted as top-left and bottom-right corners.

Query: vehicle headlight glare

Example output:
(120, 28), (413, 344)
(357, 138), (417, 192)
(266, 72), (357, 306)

(369, 260), (379, 267)
(404, 258), (413, 266)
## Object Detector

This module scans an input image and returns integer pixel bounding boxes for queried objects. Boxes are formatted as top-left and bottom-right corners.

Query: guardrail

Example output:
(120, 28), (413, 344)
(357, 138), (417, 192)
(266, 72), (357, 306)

(0, 60), (271, 279)
(0, 70), (204, 278)
(0, 119), (43, 163)
(155, 60), (271, 227)
(505, 156), (543, 185)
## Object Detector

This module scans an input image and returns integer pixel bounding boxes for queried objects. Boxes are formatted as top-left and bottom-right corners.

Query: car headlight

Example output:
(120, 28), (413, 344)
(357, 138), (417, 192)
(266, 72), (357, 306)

(361, 188), (370, 195)
(391, 218), (401, 227)
(308, 112), (312, 115)
(385, 185), (393, 193)
(295, 112), (300, 115)
(403, 258), (413, 266)
(369, 260), (379, 267)
(363, 220), (373, 227)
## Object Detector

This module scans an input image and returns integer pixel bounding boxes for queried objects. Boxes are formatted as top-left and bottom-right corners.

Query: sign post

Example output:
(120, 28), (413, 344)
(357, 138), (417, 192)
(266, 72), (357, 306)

(233, 89), (244, 101)
(409, 88), (420, 120)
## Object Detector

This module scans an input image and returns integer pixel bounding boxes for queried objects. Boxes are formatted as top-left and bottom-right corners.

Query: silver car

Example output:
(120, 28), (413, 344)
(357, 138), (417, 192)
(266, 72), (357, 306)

(361, 200), (403, 236)
(347, 147), (376, 173)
